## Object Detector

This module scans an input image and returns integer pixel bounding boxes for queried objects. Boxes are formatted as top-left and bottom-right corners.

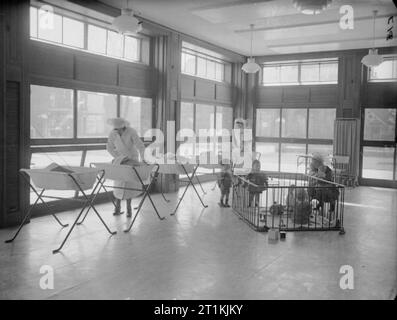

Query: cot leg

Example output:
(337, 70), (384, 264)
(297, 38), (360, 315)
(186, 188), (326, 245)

(195, 174), (206, 194)
(159, 173), (170, 203)
(5, 189), (44, 243)
(69, 174), (116, 239)
(132, 166), (165, 222)
(52, 202), (90, 254)
(23, 171), (68, 228)
(184, 166), (208, 209)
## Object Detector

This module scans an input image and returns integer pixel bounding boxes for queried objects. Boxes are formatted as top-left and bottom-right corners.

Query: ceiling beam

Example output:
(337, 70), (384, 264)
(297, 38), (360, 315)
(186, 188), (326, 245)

(235, 13), (394, 33)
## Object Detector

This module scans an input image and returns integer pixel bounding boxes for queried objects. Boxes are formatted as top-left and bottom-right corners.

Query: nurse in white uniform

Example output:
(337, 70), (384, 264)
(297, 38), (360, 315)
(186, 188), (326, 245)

(106, 118), (146, 217)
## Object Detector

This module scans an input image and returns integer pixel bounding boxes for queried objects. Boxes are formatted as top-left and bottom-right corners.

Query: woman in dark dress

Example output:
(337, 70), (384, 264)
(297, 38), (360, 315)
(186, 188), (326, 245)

(308, 153), (339, 214)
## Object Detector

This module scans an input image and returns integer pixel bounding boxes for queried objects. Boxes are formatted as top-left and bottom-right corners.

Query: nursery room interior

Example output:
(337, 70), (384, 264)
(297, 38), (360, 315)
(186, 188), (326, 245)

(0, 0), (396, 300)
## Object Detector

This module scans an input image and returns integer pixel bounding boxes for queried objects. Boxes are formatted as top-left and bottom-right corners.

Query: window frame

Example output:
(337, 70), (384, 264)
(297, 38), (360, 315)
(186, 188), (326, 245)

(367, 55), (397, 83)
(261, 58), (339, 86)
(181, 48), (228, 83)
(30, 84), (154, 146)
(254, 105), (336, 173)
(29, 4), (144, 64)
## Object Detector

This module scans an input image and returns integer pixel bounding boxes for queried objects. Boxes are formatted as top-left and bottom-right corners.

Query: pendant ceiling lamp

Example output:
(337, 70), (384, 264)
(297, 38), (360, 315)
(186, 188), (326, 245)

(293, 0), (333, 15)
(361, 10), (383, 68)
(242, 24), (260, 74)
(112, 0), (142, 35)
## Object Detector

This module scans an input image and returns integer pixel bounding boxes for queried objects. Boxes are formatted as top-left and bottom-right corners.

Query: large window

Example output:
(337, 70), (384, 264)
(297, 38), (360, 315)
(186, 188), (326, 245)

(30, 85), (153, 203)
(262, 58), (338, 86)
(368, 56), (397, 82)
(31, 85), (152, 141)
(255, 107), (336, 173)
(181, 48), (228, 82)
(30, 6), (143, 63)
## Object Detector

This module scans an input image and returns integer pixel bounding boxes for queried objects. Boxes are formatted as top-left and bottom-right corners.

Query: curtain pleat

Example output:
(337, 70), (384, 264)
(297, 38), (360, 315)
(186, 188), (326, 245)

(333, 118), (360, 184)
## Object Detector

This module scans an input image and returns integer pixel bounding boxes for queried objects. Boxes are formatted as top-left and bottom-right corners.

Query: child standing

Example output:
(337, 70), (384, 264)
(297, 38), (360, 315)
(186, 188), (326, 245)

(246, 160), (268, 207)
(217, 162), (233, 207)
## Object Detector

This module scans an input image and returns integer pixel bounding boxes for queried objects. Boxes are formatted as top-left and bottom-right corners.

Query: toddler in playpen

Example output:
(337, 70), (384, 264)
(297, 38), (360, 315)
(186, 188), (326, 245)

(217, 161), (233, 207)
(246, 160), (268, 208)
(286, 185), (311, 225)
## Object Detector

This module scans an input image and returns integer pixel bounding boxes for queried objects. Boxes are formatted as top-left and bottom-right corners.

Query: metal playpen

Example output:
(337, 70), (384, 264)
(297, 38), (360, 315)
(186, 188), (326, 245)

(232, 172), (345, 234)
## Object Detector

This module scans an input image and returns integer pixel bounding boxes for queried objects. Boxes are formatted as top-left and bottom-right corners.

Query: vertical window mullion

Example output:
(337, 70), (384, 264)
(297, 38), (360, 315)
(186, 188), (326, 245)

(73, 89), (78, 139)
(117, 95), (121, 117)
(278, 108), (282, 172)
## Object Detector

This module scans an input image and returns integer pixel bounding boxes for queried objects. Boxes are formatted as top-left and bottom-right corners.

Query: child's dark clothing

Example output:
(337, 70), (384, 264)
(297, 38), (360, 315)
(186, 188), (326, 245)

(218, 170), (233, 207)
(246, 171), (268, 207)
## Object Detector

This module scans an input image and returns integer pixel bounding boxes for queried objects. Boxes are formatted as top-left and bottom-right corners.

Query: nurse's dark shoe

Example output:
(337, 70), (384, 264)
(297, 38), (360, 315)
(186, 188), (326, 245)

(126, 200), (132, 217)
(113, 199), (123, 215)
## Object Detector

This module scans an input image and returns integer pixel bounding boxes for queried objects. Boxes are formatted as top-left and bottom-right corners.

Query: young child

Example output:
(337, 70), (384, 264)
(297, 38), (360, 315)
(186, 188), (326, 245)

(217, 162), (233, 207)
(246, 160), (268, 208)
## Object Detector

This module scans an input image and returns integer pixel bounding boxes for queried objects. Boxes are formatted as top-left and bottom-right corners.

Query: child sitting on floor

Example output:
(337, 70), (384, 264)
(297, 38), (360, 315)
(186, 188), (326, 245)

(246, 160), (268, 208)
(217, 161), (233, 207)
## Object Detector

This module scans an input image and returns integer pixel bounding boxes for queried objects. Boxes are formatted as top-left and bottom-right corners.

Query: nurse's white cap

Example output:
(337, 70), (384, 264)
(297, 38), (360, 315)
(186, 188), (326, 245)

(107, 117), (130, 129)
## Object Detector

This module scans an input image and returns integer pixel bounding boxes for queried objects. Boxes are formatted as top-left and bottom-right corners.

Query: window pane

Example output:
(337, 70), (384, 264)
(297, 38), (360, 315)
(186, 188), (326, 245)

(301, 63), (319, 83)
(369, 59), (395, 81)
(195, 104), (215, 131)
(280, 144), (306, 173)
(319, 62), (338, 82)
(262, 66), (280, 84)
(364, 108), (396, 141)
(180, 102), (194, 131)
(38, 11), (62, 43)
(62, 17), (84, 48)
(256, 109), (280, 138)
(206, 60), (216, 80)
(256, 142), (279, 172)
(362, 147), (394, 180)
(88, 25), (107, 54)
(183, 52), (196, 75)
(280, 65), (298, 83)
(30, 151), (83, 202)
(77, 91), (117, 138)
(308, 108), (335, 139)
(215, 63), (224, 81)
(85, 149), (113, 166)
(216, 106), (233, 136)
(120, 96), (152, 137)
(107, 31), (123, 58)
(124, 36), (139, 61)
(197, 57), (206, 77)
(30, 7), (38, 38)
(30, 85), (74, 139)
(281, 109), (307, 138)
(307, 144), (333, 164)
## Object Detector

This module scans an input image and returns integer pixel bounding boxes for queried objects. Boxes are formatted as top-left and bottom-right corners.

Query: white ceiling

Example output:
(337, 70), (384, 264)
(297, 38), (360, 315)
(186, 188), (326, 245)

(99, 0), (397, 56)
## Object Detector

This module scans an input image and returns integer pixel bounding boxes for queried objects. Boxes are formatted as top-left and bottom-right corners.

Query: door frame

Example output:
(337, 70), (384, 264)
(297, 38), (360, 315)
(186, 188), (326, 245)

(359, 106), (397, 189)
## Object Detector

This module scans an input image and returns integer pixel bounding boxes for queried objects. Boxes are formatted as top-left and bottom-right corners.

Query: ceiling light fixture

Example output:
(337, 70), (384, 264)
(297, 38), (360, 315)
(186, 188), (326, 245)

(293, 0), (333, 15)
(242, 24), (260, 74)
(361, 10), (383, 68)
(112, 0), (141, 35)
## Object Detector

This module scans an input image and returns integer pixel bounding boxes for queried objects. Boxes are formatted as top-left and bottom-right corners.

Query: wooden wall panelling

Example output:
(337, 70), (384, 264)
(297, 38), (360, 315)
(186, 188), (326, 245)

(29, 42), (74, 79)
(366, 83), (397, 107)
(309, 85), (338, 104)
(75, 55), (118, 85)
(195, 78), (216, 101)
(0, 12), (5, 226)
(257, 86), (282, 104)
(215, 83), (232, 103)
(180, 75), (195, 99)
(283, 86), (310, 103)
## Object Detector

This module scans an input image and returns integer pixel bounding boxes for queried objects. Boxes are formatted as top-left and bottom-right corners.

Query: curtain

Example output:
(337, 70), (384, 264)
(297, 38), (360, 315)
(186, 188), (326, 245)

(333, 118), (361, 184)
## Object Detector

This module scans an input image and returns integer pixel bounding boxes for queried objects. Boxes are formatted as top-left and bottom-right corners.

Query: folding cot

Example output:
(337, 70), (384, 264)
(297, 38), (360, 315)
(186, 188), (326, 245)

(5, 164), (116, 253)
(154, 154), (208, 215)
(88, 162), (165, 232)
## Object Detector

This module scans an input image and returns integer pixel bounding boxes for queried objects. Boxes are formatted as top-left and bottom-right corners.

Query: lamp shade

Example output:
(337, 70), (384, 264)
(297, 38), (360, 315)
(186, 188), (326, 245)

(112, 8), (140, 34)
(361, 49), (383, 67)
(242, 58), (261, 74)
(293, 0), (333, 15)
